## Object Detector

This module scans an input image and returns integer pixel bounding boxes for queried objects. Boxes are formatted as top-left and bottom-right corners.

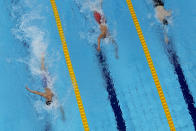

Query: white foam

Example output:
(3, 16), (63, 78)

(79, 0), (103, 13)
(12, 9), (47, 76)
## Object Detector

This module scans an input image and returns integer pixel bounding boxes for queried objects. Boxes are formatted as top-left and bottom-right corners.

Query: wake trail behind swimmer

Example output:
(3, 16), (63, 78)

(152, 1), (196, 129)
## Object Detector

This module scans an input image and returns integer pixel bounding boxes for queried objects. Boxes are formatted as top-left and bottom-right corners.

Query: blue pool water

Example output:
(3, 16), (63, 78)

(0, 0), (196, 130)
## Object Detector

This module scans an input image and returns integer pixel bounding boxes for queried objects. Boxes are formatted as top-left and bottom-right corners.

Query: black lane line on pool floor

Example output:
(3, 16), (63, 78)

(95, 46), (126, 131)
(164, 38), (196, 129)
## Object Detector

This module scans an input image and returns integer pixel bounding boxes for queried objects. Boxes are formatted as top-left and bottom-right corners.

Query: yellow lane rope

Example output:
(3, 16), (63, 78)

(125, 0), (175, 130)
(50, 0), (89, 130)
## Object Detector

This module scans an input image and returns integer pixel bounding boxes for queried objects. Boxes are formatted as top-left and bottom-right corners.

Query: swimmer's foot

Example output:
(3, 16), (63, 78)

(25, 86), (31, 92)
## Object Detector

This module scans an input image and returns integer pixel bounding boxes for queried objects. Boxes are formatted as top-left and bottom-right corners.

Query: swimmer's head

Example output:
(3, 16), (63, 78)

(154, 1), (164, 7)
(163, 19), (168, 25)
(46, 100), (52, 105)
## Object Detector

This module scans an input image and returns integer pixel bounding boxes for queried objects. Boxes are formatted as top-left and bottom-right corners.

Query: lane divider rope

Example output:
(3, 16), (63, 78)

(50, 0), (89, 130)
(125, 0), (175, 130)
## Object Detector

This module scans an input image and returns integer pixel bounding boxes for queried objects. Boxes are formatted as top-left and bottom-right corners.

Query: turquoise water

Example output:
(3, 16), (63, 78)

(0, 0), (196, 130)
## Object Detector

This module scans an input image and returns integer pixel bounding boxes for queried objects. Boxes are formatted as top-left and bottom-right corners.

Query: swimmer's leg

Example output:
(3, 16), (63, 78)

(110, 37), (119, 59)
(97, 33), (106, 51)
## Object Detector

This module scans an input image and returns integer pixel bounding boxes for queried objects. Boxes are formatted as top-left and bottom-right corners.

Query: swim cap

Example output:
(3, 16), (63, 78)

(163, 19), (168, 25)
(46, 100), (52, 105)
(94, 11), (102, 24)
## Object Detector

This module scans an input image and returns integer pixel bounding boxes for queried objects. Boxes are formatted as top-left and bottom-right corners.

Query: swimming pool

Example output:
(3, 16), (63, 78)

(0, 0), (196, 130)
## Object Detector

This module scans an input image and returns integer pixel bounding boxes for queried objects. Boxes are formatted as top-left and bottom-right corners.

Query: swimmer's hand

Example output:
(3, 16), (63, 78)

(165, 10), (172, 17)
(97, 47), (101, 51)
(25, 86), (31, 91)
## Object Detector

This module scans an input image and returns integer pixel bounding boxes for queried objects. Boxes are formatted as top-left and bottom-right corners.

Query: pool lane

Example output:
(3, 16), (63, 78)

(167, 0), (196, 129)
(0, 0), (44, 130)
(131, 0), (195, 130)
(100, 0), (174, 130)
(126, 0), (175, 130)
(9, 0), (85, 130)
(50, 0), (89, 129)
(53, 0), (118, 130)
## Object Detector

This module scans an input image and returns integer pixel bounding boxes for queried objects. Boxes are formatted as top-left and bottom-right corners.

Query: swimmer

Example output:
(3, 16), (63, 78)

(94, 10), (107, 51)
(26, 86), (54, 105)
(25, 56), (54, 105)
(153, 0), (171, 25)
(93, 6), (119, 58)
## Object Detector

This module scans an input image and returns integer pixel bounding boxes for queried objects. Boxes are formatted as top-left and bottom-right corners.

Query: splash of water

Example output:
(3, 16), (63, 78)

(11, 0), (59, 114)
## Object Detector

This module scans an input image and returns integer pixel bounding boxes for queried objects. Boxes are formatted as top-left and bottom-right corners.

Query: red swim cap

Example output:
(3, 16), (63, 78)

(94, 11), (102, 24)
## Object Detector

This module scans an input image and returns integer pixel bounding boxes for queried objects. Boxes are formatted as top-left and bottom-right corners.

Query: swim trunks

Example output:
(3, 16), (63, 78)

(46, 100), (52, 105)
(42, 73), (48, 88)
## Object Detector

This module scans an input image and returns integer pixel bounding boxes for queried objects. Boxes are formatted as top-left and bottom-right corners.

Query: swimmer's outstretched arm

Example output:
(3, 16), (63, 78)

(41, 55), (45, 71)
(25, 86), (45, 97)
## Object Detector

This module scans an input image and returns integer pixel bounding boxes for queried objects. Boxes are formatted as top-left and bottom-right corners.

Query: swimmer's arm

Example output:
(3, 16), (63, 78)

(25, 86), (45, 97)
(41, 55), (45, 71)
